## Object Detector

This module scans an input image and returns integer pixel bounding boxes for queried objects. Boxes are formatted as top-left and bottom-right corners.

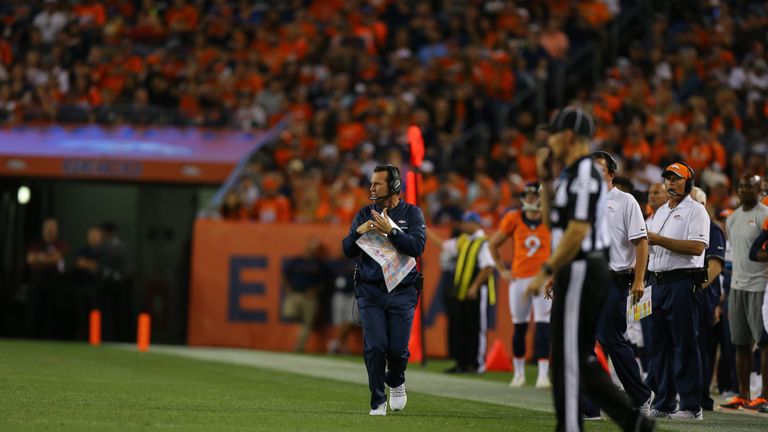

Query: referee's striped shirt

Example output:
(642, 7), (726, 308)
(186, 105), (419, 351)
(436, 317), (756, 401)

(550, 156), (610, 259)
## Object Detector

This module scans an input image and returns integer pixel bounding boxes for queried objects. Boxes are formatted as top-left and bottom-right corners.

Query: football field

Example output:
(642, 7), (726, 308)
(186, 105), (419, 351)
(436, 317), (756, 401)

(0, 340), (765, 431)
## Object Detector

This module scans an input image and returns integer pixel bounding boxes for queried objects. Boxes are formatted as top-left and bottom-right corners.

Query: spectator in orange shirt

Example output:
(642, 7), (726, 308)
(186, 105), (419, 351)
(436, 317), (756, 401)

(166, 0), (199, 33)
(74, 0), (106, 28)
(336, 109), (367, 153)
(623, 125), (651, 162)
(252, 175), (292, 223)
(220, 190), (249, 220)
(578, 0), (613, 28)
(685, 123), (718, 174)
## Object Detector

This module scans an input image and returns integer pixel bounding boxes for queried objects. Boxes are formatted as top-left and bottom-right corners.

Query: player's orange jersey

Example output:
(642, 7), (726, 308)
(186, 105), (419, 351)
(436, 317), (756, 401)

(498, 210), (551, 278)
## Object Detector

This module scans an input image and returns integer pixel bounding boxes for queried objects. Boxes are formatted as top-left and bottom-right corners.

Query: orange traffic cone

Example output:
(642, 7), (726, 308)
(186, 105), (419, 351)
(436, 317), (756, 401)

(485, 339), (512, 372)
(137, 313), (151, 352)
(89, 309), (101, 346)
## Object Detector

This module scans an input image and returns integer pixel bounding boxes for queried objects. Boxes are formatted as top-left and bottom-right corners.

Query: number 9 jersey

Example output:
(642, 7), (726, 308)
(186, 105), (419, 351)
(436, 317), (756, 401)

(498, 210), (551, 278)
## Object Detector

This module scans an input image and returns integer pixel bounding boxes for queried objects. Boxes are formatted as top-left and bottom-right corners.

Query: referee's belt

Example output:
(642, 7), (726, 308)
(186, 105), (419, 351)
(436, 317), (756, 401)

(649, 269), (697, 284)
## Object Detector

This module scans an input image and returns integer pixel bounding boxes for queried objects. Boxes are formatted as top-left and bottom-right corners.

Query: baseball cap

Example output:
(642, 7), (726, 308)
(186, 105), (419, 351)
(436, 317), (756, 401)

(540, 106), (595, 138)
(662, 162), (692, 180)
(461, 211), (482, 224)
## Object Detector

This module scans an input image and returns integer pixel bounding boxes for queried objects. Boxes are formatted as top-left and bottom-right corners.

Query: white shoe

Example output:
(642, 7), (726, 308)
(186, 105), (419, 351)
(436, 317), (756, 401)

(640, 391), (654, 416)
(389, 384), (407, 411)
(648, 409), (671, 418)
(583, 415), (603, 421)
(667, 409), (702, 420)
(369, 402), (387, 416)
(535, 375), (551, 389)
(509, 374), (525, 388)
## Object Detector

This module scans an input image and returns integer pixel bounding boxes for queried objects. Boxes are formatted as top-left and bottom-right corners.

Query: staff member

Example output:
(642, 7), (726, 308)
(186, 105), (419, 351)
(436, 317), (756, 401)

(490, 182), (552, 388)
(722, 174), (768, 411)
(342, 164), (426, 416)
(451, 211), (496, 373)
(592, 151), (653, 413)
(689, 187), (725, 411)
(527, 107), (653, 432)
(646, 162), (709, 420)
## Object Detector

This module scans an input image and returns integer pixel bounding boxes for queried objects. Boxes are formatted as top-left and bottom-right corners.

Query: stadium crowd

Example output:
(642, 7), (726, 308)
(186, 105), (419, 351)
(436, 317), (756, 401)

(1, 1), (767, 223)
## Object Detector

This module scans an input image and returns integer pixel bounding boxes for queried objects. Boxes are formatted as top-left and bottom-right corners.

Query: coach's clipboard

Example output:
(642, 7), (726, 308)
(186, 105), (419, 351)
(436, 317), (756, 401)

(626, 285), (652, 323)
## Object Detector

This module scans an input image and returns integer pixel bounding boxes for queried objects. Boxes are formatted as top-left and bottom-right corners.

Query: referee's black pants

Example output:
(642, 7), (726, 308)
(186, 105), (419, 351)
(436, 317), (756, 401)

(551, 256), (640, 432)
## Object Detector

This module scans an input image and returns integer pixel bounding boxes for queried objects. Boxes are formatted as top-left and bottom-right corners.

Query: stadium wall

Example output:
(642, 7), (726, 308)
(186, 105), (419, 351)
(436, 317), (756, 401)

(188, 220), (524, 358)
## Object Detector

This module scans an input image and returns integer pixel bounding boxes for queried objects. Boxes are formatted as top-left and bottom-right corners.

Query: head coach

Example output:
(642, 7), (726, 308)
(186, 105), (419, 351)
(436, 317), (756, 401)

(646, 162), (710, 420)
(341, 164), (426, 416)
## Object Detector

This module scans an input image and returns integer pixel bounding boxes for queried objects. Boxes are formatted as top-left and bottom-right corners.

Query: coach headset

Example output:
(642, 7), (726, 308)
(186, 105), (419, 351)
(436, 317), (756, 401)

(666, 161), (695, 195)
(383, 164), (402, 196)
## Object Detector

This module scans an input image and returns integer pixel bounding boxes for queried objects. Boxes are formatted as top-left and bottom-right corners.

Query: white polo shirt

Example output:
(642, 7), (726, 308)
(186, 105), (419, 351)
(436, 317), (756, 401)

(605, 187), (647, 271)
(648, 194), (709, 271)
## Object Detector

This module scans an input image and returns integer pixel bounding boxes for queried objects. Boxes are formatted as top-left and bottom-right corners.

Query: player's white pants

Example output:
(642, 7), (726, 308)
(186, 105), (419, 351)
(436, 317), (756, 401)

(509, 276), (552, 324)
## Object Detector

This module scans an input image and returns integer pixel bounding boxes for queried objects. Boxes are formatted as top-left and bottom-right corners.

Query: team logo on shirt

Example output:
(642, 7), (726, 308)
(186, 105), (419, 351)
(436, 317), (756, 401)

(748, 219), (757, 228)
(608, 206), (616, 213)
(673, 214), (683, 221)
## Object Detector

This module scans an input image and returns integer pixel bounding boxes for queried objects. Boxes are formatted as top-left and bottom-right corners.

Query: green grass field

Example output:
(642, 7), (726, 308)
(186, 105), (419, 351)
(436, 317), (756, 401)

(0, 340), (765, 431)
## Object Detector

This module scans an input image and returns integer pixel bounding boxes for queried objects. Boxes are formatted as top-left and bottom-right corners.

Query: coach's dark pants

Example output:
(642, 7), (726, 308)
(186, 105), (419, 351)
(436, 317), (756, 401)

(596, 272), (652, 406)
(552, 256), (639, 432)
(356, 282), (418, 409)
(648, 275), (702, 413)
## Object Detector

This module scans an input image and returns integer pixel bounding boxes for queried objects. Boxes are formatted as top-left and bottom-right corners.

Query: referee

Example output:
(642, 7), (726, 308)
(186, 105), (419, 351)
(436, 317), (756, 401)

(527, 107), (654, 432)
(592, 151), (654, 413)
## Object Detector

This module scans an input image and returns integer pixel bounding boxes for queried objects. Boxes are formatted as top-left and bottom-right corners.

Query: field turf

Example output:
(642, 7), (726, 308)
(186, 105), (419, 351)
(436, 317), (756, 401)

(1, 340), (765, 431)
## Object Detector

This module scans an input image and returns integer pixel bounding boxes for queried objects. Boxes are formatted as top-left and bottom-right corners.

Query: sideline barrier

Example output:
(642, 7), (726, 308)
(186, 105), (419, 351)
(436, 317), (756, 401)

(188, 220), (525, 357)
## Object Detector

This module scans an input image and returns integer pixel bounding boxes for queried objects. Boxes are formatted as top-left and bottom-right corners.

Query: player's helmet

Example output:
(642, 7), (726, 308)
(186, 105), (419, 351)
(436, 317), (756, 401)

(521, 181), (541, 212)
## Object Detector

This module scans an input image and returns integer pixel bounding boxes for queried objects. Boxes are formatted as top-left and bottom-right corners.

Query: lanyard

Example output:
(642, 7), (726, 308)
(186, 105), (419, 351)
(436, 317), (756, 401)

(650, 205), (679, 270)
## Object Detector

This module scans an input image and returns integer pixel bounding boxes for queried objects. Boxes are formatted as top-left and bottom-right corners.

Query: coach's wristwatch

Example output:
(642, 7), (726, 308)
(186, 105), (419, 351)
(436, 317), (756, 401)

(389, 227), (399, 238)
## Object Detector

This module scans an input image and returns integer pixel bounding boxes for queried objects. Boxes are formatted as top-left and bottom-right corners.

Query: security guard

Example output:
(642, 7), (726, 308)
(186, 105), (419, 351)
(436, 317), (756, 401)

(449, 211), (495, 373)
(342, 164), (426, 416)
(592, 151), (653, 413)
(646, 162), (710, 420)
(527, 107), (653, 432)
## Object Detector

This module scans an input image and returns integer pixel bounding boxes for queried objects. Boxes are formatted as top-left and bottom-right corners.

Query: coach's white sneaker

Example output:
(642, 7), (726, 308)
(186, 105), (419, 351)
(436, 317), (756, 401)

(647, 409), (671, 418)
(369, 402), (387, 416)
(509, 374), (525, 387)
(389, 384), (407, 411)
(667, 409), (702, 420)
(640, 392), (654, 416)
(535, 375), (551, 389)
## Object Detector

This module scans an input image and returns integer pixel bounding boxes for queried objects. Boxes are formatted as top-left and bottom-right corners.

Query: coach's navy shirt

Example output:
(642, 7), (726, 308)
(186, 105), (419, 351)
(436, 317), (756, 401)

(342, 200), (426, 287)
